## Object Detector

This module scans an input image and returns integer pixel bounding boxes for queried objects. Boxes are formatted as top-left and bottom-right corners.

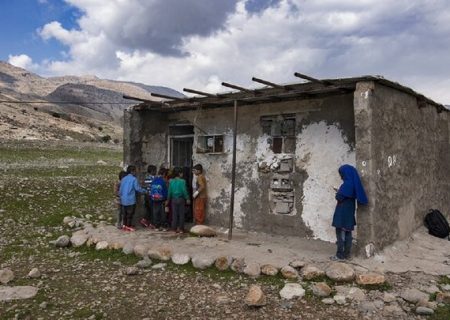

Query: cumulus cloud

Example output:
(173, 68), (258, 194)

(8, 54), (39, 71)
(29, 0), (450, 103)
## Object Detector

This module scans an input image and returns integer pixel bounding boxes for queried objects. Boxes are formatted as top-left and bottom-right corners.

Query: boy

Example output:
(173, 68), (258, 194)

(192, 164), (207, 225)
(166, 167), (190, 233)
(141, 165), (157, 228)
(150, 168), (168, 230)
(119, 165), (146, 231)
(114, 170), (127, 229)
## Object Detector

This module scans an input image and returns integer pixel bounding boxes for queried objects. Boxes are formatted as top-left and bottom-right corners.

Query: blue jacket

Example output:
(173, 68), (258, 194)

(119, 174), (146, 206)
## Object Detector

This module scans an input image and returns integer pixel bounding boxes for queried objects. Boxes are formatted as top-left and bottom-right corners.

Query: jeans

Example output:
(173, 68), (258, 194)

(335, 228), (352, 259)
(171, 198), (186, 230)
(116, 205), (124, 228)
(152, 201), (167, 228)
(122, 204), (136, 227)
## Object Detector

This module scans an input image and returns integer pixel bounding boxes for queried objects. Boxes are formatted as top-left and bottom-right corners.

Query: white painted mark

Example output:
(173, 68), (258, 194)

(362, 161), (367, 167)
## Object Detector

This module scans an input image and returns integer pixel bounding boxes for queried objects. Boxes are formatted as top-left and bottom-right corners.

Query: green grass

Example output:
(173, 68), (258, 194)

(74, 246), (140, 265)
(430, 305), (450, 320)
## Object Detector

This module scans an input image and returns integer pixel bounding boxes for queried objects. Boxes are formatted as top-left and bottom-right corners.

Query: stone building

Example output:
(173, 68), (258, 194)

(123, 75), (450, 254)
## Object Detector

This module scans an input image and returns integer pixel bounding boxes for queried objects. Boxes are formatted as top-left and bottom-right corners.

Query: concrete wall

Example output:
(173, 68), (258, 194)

(155, 95), (356, 241)
(354, 81), (450, 254)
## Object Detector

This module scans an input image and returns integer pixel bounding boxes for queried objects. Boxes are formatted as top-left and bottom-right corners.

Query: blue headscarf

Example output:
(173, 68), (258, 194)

(338, 164), (368, 205)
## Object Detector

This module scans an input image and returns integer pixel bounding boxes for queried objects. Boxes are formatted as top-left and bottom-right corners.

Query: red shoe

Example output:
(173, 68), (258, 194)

(139, 218), (149, 228)
(147, 223), (156, 229)
(127, 226), (136, 232)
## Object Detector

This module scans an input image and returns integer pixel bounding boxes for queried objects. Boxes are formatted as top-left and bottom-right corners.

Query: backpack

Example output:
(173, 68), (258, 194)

(150, 177), (166, 201)
(424, 209), (450, 239)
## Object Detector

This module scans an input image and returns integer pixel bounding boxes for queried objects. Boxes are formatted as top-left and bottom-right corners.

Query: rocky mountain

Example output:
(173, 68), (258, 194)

(0, 61), (182, 142)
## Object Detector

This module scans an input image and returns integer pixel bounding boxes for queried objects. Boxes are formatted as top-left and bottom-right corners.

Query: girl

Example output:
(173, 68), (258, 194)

(166, 167), (190, 233)
(331, 164), (368, 260)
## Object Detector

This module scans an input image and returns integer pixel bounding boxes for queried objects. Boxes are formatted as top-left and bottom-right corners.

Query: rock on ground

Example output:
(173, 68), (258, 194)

(311, 282), (332, 297)
(190, 225), (217, 237)
(325, 262), (355, 282)
(27, 268), (41, 278)
(148, 246), (172, 261)
(133, 244), (148, 257)
(334, 285), (366, 302)
(70, 232), (89, 247)
(124, 267), (139, 275)
(280, 265), (298, 279)
(95, 241), (109, 250)
(301, 265), (325, 280)
(245, 285), (266, 307)
(192, 255), (215, 270)
(355, 272), (385, 285)
(243, 262), (261, 278)
(0, 286), (38, 301)
(0, 268), (14, 284)
(400, 288), (429, 304)
(135, 259), (152, 269)
(215, 256), (232, 271)
(436, 292), (450, 304)
(279, 283), (305, 300)
(55, 235), (70, 247)
(289, 259), (307, 269)
(122, 243), (134, 255)
(261, 264), (278, 276)
(415, 307), (434, 315)
(171, 253), (190, 265)
(230, 258), (245, 273)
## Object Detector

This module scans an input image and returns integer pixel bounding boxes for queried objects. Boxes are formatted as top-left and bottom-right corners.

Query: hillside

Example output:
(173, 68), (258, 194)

(0, 61), (182, 143)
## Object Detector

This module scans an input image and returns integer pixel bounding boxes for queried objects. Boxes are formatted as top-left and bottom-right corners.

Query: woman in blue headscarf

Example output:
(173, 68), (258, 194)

(331, 164), (368, 260)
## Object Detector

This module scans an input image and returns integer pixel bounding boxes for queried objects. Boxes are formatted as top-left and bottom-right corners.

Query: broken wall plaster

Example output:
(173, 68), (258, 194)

(296, 121), (355, 243)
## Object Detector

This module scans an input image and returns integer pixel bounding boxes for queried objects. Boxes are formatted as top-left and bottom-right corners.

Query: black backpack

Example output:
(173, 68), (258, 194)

(424, 209), (450, 239)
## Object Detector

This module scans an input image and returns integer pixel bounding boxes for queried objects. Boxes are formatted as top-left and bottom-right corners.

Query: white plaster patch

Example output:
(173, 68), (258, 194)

(296, 121), (355, 242)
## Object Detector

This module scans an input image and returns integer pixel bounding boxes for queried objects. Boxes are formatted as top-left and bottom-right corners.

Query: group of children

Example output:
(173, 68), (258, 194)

(114, 163), (207, 233)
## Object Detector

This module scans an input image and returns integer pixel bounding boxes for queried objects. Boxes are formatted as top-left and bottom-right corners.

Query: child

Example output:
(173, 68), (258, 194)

(331, 164), (368, 260)
(141, 165), (157, 228)
(166, 167), (190, 233)
(114, 170), (127, 229)
(192, 164), (207, 225)
(119, 165), (146, 231)
(150, 167), (168, 230)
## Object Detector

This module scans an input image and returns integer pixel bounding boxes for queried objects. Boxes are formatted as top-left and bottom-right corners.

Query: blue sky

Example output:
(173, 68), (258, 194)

(1, 0), (450, 104)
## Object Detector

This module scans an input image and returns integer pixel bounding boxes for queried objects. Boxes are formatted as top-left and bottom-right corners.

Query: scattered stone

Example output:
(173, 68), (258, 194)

(279, 283), (305, 300)
(334, 295), (346, 305)
(95, 241), (108, 250)
(422, 285), (440, 294)
(322, 298), (335, 305)
(230, 258), (245, 273)
(124, 267), (139, 275)
(383, 292), (396, 303)
(289, 259), (307, 269)
(190, 225), (217, 237)
(109, 242), (123, 250)
(135, 258), (152, 269)
(28, 268), (41, 278)
(148, 246), (172, 261)
(401, 288), (429, 304)
(245, 285), (266, 307)
(261, 264), (278, 276)
(96, 160), (107, 165)
(358, 301), (378, 314)
(415, 307), (434, 315)
(311, 282), (332, 297)
(215, 256), (232, 271)
(152, 263), (167, 270)
(243, 262), (261, 278)
(334, 285), (366, 302)
(0, 286), (38, 301)
(172, 253), (190, 265)
(325, 262), (355, 282)
(436, 292), (450, 304)
(382, 304), (405, 317)
(0, 268), (14, 284)
(55, 235), (70, 247)
(122, 243), (134, 255)
(39, 301), (48, 309)
(280, 265), (298, 279)
(133, 244), (148, 257)
(441, 284), (450, 291)
(70, 232), (88, 247)
(417, 299), (437, 310)
(301, 265), (325, 280)
(63, 216), (74, 225)
(192, 255), (215, 270)
(214, 294), (231, 305)
(356, 272), (385, 285)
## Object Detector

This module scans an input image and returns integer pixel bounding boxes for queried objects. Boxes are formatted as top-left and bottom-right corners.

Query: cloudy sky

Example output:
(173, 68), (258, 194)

(1, 0), (450, 103)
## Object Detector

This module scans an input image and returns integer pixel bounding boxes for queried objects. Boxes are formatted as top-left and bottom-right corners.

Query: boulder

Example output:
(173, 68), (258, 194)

(280, 266), (298, 279)
(95, 241), (109, 250)
(301, 265), (325, 280)
(135, 258), (152, 269)
(0, 269), (14, 285)
(356, 272), (385, 285)
(243, 263), (261, 278)
(70, 232), (88, 247)
(215, 256), (233, 271)
(279, 283), (305, 300)
(289, 260), (307, 269)
(261, 264), (278, 276)
(55, 235), (70, 248)
(245, 285), (266, 307)
(322, 298), (335, 305)
(27, 268), (41, 278)
(311, 282), (332, 297)
(133, 244), (148, 257)
(436, 292), (450, 304)
(190, 225), (217, 237)
(148, 246), (172, 261)
(230, 258), (245, 273)
(192, 255), (215, 270)
(335, 285), (366, 302)
(400, 288), (428, 304)
(0, 286), (38, 301)
(415, 307), (434, 315)
(122, 243), (135, 255)
(325, 262), (355, 282)
(334, 295), (346, 305)
(171, 253), (190, 265)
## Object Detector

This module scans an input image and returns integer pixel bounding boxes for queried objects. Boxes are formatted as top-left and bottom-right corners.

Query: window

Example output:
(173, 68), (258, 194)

(261, 114), (296, 154)
(196, 135), (224, 153)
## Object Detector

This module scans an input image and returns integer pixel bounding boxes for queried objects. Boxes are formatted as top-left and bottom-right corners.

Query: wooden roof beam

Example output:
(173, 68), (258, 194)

(221, 82), (253, 93)
(294, 72), (333, 86)
(183, 88), (217, 98)
(150, 92), (186, 101)
(251, 77), (287, 90)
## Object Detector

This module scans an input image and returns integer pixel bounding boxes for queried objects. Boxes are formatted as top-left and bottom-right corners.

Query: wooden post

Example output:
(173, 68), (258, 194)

(228, 99), (238, 240)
